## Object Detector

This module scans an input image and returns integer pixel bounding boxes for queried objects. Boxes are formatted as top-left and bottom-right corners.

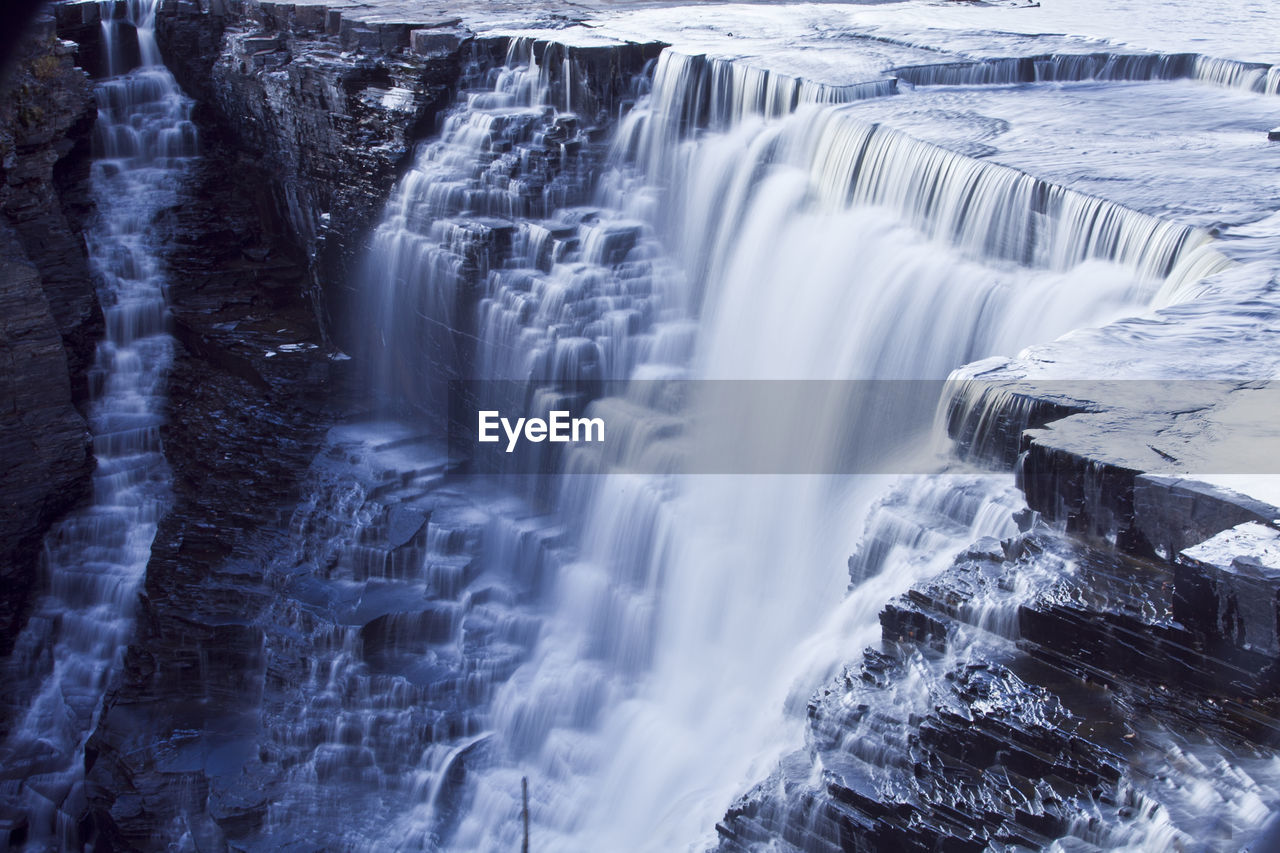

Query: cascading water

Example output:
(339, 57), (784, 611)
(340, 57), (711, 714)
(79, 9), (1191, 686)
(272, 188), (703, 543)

(889, 50), (1280, 96)
(240, 39), (659, 849)
(362, 38), (670, 423)
(349, 40), (1242, 851)
(0, 1), (194, 845)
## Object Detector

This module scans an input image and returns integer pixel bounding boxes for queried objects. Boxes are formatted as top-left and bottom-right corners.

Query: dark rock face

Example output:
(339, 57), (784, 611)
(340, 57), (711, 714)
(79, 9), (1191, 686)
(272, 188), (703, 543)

(1133, 474), (1280, 560)
(67, 19), (664, 844)
(42, 6), (661, 843)
(47, 7), (476, 832)
(151, 1), (661, 359)
(81, 411), (542, 849)
(1176, 522), (1280, 670)
(0, 15), (99, 654)
(1, 16), (99, 396)
(155, 0), (464, 353)
(946, 369), (1280, 560)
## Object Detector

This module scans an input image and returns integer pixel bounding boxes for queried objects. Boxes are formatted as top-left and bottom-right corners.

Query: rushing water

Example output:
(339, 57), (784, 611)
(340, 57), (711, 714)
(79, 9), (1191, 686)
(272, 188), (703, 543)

(341, 37), (1260, 851)
(0, 1), (193, 845)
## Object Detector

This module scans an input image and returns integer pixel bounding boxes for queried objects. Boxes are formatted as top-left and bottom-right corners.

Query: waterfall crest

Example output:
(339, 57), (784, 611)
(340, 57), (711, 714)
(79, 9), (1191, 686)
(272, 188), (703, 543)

(612, 50), (1232, 309)
(891, 51), (1280, 96)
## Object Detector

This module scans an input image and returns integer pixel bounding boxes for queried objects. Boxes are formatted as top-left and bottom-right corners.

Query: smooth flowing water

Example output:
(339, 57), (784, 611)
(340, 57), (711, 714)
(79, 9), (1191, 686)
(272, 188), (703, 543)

(349, 41), (1242, 851)
(0, 1), (194, 845)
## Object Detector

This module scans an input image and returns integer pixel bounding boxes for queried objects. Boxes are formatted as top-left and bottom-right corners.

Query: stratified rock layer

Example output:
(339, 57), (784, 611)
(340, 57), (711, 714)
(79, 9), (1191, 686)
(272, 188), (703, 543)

(64, 4), (657, 846)
(720, 525), (1280, 851)
(0, 15), (99, 654)
(155, 0), (465, 351)
(77, 125), (342, 849)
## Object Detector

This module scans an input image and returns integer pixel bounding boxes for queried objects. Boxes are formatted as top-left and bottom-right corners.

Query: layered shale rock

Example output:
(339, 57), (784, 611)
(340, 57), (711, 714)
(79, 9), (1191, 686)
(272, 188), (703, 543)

(82, 413), (544, 848)
(720, 525), (1280, 851)
(946, 341), (1280, 560)
(147, 0), (663, 353)
(151, 0), (467, 349)
(0, 15), (99, 653)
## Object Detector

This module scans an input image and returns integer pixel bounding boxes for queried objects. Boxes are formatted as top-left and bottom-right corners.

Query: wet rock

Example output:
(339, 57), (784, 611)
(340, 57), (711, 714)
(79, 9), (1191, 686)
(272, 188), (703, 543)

(80, 127), (341, 847)
(386, 505), (429, 548)
(721, 527), (1280, 851)
(359, 605), (459, 657)
(0, 15), (99, 655)
(154, 0), (465, 351)
(944, 361), (1095, 468)
(52, 1), (127, 77)
(947, 357), (1280, 563)
(584, 221), (641, 265)
(880, 601), (949, 652)
(1134, 474), (1280, 559)
(204, 755), (278, 837)
(150, 0), (665, 362)
(1177, 522), (1280, 660)
(411, 28), (466, 59)
(0, 808), (28, 848)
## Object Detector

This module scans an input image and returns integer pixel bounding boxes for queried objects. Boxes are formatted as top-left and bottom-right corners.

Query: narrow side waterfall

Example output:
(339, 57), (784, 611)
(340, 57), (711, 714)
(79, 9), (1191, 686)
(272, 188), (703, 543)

(348, 39), (1243, 852)
(0, 2), (194, 844)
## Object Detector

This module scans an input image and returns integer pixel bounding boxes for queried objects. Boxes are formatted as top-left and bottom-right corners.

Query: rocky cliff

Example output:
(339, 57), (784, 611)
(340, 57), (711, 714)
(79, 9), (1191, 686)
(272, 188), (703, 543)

(79, 129), (347, 849)
(54, 3), (665, 844)
(0, 14), (100, 654)
(154, 0), (465, 352)
(719, 512), (1280, 851)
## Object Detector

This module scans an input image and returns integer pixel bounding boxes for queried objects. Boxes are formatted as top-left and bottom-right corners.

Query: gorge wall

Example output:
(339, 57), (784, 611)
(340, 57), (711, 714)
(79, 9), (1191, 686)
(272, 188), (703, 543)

(0, 13), (99, 656)
(153, 0), (463, 346)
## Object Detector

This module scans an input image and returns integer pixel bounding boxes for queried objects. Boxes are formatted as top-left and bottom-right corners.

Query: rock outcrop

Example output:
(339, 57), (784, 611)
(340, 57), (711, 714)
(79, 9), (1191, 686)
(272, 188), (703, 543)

(154, 0), (466, 352)
(720, 522), (1280, 851)
(150, 0), (662, 354)
(67, 5), (665, 841)
(0, 14), (99, 654)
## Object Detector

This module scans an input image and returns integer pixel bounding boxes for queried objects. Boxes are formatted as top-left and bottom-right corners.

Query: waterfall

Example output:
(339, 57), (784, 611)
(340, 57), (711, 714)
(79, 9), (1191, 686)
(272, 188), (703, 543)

(344, 35), (1244, 851)
(891, 51), (1280, 96)
(0, 1), (194, 845)
(361, 38), (657, 420)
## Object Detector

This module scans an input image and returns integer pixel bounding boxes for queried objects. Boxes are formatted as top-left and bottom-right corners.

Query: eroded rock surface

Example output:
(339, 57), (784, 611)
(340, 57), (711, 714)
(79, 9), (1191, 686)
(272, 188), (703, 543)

(720, 525), (1280, 851)
(0, 15), (99, 654)
(77, 124), (343, 848)
(153, 0), (466, 351)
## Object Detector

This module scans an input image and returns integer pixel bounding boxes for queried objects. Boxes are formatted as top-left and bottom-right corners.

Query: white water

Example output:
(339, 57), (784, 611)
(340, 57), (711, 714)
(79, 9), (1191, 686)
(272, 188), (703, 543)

(0, 1), (193, 845)
(351, 42), (1242, 851)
